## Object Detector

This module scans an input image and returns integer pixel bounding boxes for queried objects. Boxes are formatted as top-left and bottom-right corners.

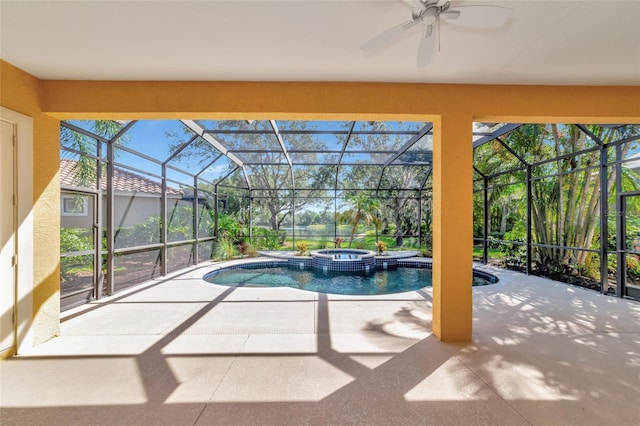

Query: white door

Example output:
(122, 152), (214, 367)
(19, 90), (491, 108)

(0, 118), (17, 354)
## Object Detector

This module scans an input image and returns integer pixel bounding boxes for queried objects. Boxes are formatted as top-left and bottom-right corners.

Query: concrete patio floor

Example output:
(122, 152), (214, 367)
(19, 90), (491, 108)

(1, 261), (640, 425)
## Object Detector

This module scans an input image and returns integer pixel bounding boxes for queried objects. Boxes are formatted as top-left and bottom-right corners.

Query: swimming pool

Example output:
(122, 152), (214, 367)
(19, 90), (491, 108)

(204, 265), (497, 296)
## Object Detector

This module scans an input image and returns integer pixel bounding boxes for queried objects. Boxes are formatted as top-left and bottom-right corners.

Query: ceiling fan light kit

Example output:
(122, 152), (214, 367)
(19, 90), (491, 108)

(362, 0), (511, 68)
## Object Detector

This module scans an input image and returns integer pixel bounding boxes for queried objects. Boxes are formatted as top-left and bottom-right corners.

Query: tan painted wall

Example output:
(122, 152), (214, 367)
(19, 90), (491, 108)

(0, 61), (60, 345)
(2, 58), (640, 345)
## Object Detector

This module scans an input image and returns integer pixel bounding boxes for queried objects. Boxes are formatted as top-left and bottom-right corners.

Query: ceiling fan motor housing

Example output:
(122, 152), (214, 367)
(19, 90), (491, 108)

(413, 1), (450, 26)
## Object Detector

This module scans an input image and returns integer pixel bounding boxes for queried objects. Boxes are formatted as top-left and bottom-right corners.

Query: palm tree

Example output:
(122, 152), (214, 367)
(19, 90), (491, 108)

(61, 120), (126, 187)
(340, 193), (381, 248)
(498, 124), (640, 273)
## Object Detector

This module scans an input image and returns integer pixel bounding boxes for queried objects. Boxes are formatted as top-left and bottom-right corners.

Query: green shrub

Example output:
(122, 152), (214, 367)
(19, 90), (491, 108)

(113, 216), (161, 248)
(627, 256), (640, 278)
(214, 236), (237, 260)
(167, 204), (193, 240)
(498, 239), (526, 269)
(576, 257), (600, 280)
(419, 248), (432, 257)
(244, 243), (259, 257)
(217, 213), (244, 241)
(60, 228), (95, 281)
(60, 228), (93, 253)
(503, 222), (526, 242)
(315, 241), (331, 250)
(253, 227), (284, 250)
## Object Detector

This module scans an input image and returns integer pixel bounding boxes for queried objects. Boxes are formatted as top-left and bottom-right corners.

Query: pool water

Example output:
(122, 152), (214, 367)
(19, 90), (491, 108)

(204, 266), (496, 295)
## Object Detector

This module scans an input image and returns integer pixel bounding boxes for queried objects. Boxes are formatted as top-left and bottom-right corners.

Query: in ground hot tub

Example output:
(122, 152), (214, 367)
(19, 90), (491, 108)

(310, 249), (376, 273)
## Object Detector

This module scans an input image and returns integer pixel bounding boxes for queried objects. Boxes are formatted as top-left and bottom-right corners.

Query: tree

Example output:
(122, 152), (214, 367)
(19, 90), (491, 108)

(379, 165), (429, 246)
(250, 164), (334, 231)
(493, 124), (640, 275)
(167, 120), (335, 231)
(473, 136), (527, 238)
(60, 120), (127, 187)
(341, 121), (431, 247)
(340, 193), (382, 248)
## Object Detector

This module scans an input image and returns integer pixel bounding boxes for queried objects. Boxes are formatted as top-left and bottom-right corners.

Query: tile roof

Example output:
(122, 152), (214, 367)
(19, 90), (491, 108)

(60, 159), (183, 196)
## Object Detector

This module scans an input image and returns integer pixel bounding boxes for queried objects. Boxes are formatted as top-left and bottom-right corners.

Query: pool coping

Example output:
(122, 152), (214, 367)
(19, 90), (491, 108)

(257, 250), (420, 260)
(203, 255), (498, 284)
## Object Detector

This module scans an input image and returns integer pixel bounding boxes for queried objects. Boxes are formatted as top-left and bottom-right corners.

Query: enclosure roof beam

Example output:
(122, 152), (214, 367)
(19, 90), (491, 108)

(60, 121), (110, 143)
(195, 153), (224, 178)
(337, 121), (357, 167)
(420, 167), (433, 190)
(166, 163), (198, 178)
(239, 161), (411, 166)
(375, 123), (433, 192)
(61, 120), (138, 145)
(241, 165), (252, 192)
(163, 134), (199, 165)
(180, 119), (244, 168)
(204, 128), (420, 136)
(575, 124), (604, 145)
(382, 123), (433, 168)
(215, 165), (241, 187)
(376, 123), (433, 192)
(612, 133), (640, 147)
(108, 120), (138, 145)
(226, 149), (406, 154)
(375, 167), (385, 192)
(495, 137), (529, 166)
(530, 144), (599, 169)
(270, 120), (295, 192)
(472, 123), (523, 148)
(483, 165), (527, 181)
(473, 166), (486, 178)
(270, 120), (293, 167)
(336, 121), (356, 194)
(112, 142), (163, 165)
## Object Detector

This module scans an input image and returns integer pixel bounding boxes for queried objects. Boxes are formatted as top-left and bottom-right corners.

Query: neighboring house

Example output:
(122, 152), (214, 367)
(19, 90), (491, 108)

(60, 159), (184, 229)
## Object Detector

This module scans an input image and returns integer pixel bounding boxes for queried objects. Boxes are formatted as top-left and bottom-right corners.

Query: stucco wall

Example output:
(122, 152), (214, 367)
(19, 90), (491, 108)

(1, 61), (61, 345)
(2, 58), (640, 346)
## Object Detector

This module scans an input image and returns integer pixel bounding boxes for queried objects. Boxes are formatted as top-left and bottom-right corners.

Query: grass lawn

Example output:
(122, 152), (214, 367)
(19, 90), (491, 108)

(473, 246), (505, 260)
(281, 230), (422, 252)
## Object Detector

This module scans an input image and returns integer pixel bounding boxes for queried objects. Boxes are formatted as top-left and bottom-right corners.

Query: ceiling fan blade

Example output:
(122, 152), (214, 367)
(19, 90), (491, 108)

(443, 5), (511, 29)
(417, 25), (436, 68)
(440, 10), (461, 20)
(361, 19), (421, 53)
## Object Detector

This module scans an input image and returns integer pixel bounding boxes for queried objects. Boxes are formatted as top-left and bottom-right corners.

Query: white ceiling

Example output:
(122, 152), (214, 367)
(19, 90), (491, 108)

(1, 0), (639, 85)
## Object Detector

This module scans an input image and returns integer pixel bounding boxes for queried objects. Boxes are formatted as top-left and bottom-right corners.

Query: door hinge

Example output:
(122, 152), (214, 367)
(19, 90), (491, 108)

(11, 255), (17, 267)
(12, 310), (17, 325)
(13, 194), (17, 206)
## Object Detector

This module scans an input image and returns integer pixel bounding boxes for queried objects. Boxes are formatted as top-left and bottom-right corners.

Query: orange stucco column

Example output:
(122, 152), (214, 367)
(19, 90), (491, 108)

(432, 113), (473, 342)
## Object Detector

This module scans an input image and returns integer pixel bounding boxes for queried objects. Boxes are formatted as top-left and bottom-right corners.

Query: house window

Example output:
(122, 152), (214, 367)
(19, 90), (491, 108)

(61, 194), (89, 217)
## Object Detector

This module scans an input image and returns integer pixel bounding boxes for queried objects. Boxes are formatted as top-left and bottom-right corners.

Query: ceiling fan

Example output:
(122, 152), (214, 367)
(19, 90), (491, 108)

(361, 0), (511, 68)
